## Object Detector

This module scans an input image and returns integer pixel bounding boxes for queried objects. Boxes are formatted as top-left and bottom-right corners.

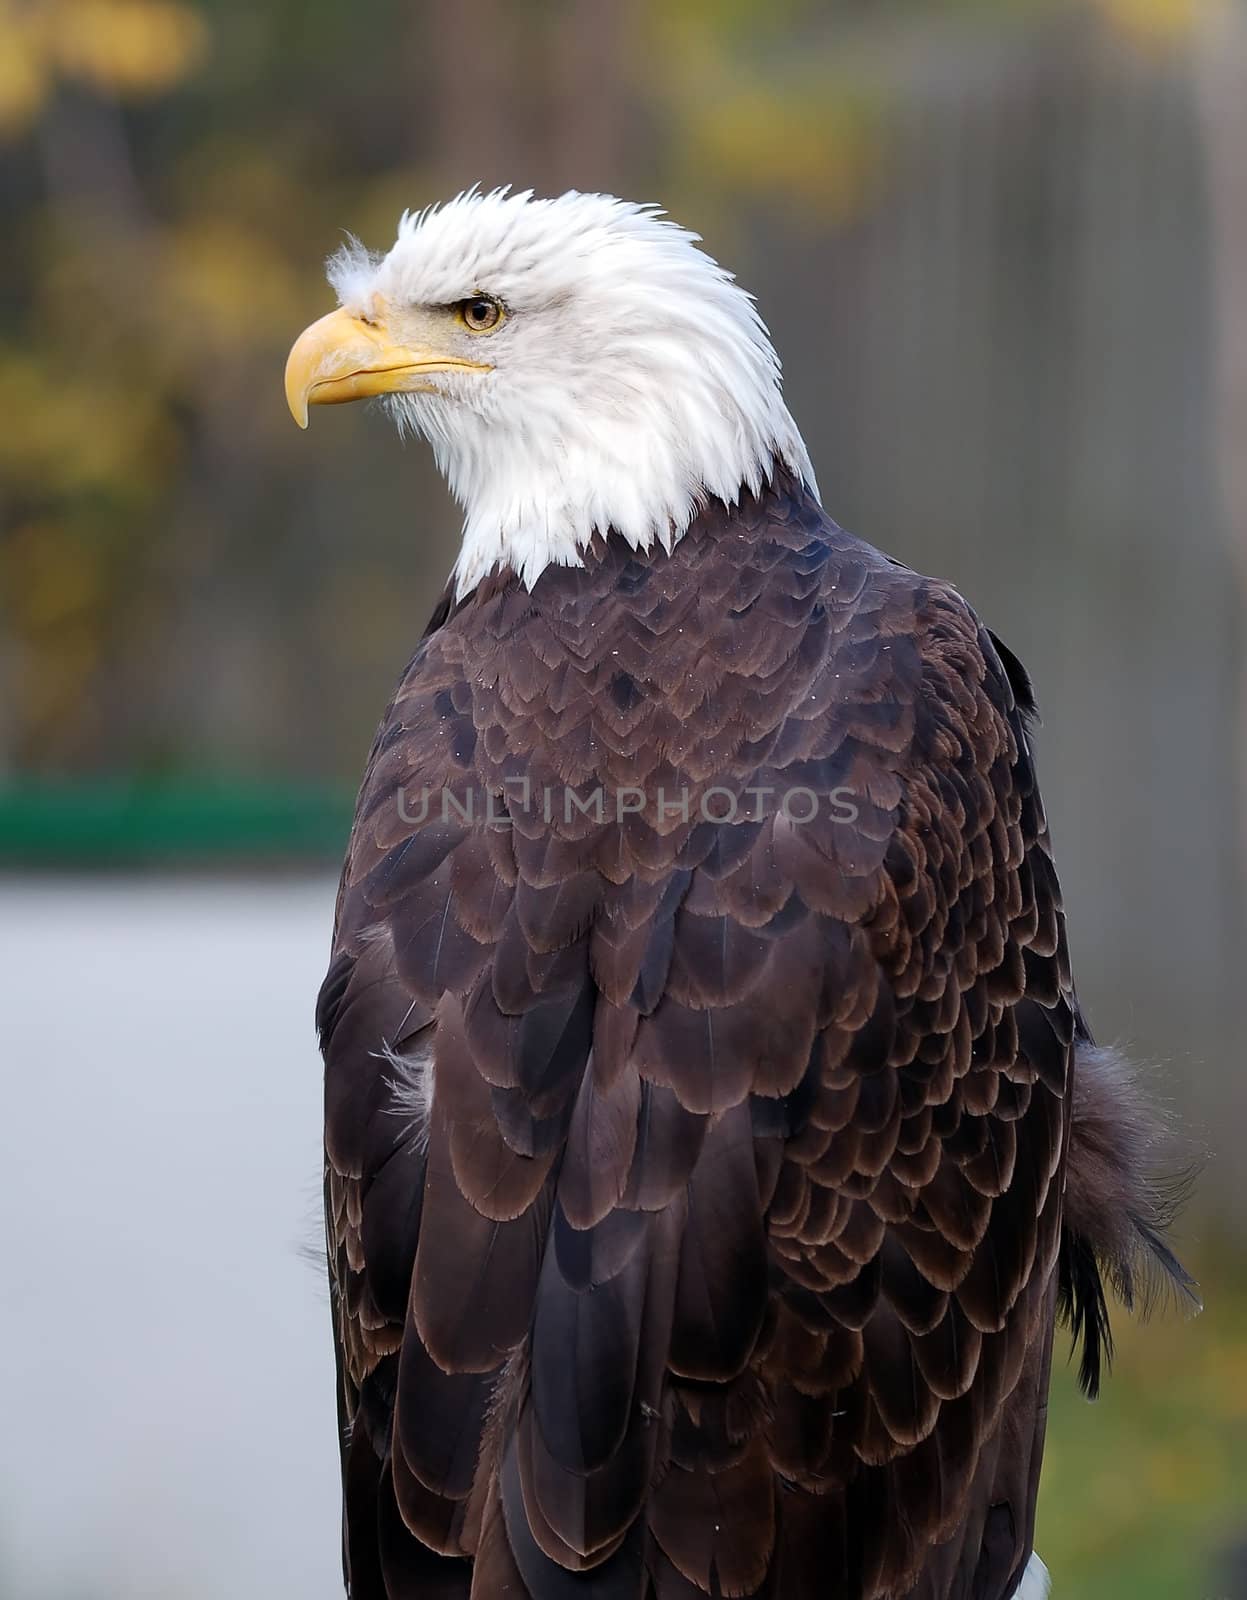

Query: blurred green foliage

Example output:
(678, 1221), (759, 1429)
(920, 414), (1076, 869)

(1039, 1249), (1247, 1597)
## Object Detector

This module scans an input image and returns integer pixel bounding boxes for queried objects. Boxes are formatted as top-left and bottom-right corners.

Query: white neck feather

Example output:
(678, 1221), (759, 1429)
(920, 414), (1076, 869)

(434, 362), (815, 597)
(331, 190), (818, 597)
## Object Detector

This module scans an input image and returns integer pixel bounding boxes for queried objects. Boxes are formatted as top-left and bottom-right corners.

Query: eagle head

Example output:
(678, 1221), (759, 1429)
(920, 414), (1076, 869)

(285, 187), (815, 594)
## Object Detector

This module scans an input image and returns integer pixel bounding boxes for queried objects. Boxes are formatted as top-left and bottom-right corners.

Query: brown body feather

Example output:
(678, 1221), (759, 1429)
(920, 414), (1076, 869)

(318, 470), (1184, 1599)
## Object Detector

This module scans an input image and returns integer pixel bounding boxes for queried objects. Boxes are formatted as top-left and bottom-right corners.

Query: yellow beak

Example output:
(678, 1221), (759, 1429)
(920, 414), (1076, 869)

(284, 306), (490, 428)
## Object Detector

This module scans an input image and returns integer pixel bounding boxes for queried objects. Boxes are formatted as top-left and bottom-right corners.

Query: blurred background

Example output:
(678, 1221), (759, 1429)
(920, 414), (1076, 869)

(1, 0), (1245, 1595)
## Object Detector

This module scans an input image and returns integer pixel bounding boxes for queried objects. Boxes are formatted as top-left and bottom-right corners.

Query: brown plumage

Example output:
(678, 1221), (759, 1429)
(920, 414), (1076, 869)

(318, 469), (1191, 1599)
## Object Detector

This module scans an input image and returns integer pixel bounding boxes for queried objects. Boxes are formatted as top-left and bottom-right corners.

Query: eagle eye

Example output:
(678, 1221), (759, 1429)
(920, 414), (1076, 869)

(457, 295), (504, 333)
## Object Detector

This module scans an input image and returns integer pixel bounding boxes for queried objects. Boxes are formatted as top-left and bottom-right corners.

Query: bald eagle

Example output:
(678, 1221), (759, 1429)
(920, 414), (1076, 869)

(286, 189), (1192, 1600)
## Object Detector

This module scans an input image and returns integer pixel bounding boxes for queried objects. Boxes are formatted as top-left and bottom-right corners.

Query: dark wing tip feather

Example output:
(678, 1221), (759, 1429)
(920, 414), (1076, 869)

(985, 627), (1039, 730)
(317, 950), (355, 1049)
(1057, 1225), (1113, 1399)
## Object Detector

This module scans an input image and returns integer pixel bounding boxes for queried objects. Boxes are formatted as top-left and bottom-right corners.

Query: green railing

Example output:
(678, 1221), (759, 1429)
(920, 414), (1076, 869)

(0, 779), (355, 867)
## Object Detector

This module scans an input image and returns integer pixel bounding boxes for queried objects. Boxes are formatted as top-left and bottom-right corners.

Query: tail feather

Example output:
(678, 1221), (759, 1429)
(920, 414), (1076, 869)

(1059, 1039), (1200, 1398)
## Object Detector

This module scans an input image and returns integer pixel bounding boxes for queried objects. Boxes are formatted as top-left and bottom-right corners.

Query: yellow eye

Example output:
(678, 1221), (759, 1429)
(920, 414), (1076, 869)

(457, 295), (504, 333)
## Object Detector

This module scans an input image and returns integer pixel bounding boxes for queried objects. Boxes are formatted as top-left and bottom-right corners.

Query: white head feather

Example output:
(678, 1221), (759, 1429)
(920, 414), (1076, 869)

(327, 188), (817, 597)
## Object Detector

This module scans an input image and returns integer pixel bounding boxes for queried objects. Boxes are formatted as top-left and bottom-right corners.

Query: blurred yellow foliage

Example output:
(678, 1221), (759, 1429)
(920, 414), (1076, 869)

(0, 0), (207, 135)
(0, 14), (47, 132)
(643, 5), (884, 229)
(3, 516), (103, 630)
(163, 218), (302, 352)
(0, 515), (107, 750)
(681, 85), (880, 223)
(0, 351), (175, 497)
(54, 0), (208, 93)
(1092, 0), (1205, 49)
